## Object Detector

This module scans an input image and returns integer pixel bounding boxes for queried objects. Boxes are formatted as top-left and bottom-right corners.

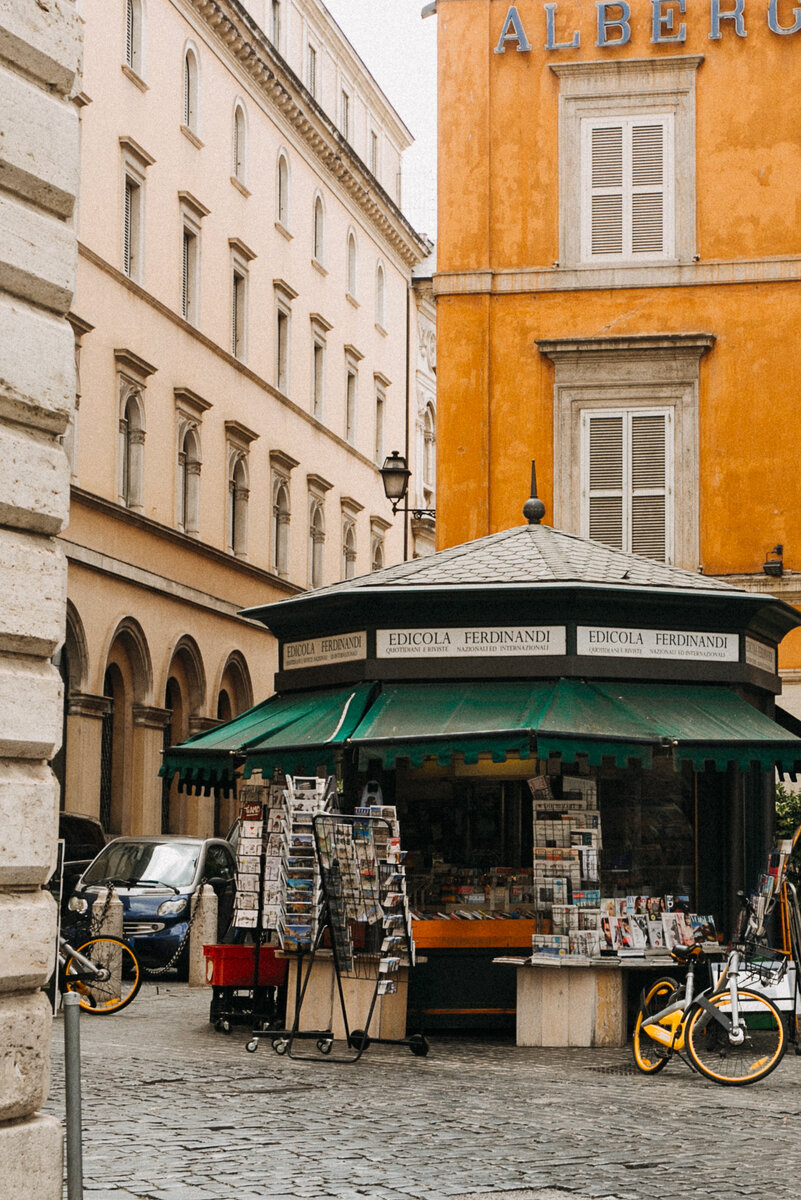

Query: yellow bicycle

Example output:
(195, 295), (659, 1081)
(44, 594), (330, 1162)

(633, 940), (788, 1086)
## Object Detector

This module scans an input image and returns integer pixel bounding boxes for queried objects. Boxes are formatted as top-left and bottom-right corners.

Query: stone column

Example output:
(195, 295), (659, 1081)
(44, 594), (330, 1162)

(64, 692), (111, 820)
(131, 705), (170, 835)
(0, 0), (82, 1193)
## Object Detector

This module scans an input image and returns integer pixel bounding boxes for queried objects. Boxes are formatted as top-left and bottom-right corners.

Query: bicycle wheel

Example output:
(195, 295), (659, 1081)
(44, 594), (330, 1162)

(62, 936), (142, 1014)
(686, 988), (786, 1085)
(632, 976), (679, 1074)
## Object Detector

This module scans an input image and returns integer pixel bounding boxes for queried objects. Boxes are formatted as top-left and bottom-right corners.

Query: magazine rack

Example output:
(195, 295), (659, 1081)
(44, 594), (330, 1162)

(247, 813), (427, 1063)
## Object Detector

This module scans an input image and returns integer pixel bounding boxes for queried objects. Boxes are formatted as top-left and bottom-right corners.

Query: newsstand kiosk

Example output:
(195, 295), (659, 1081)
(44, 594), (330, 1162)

(164, 488), (801, 1044)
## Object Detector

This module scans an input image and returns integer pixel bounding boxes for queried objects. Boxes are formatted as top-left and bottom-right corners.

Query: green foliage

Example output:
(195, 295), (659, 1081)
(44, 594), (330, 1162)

(775, 782), (801, 881)
(775, 782), (801, 838)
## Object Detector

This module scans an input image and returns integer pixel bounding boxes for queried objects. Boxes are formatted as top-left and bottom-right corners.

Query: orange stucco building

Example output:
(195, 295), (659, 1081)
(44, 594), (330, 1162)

(432, 0), (801, 702)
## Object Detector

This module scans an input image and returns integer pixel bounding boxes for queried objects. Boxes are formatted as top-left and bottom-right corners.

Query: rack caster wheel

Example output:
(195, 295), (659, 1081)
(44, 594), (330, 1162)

(349, 1028), (370, 1052)
(316, 1037), (333, 1055)
(245, 1039), (259, 1054)
(214, 1019), (223, 1032)
(272, 1037), (289, 1055)
(409, 1034), (429, 1057)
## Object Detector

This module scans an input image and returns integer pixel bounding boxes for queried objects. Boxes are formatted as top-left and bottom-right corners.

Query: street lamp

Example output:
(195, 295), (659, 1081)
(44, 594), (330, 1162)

(379, 451), (436, 520)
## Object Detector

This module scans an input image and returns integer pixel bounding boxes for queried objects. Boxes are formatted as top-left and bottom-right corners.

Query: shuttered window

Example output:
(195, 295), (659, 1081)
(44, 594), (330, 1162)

(581, 408), (673, 562)
(581, 115), (673, 262)
(123, 176), (141, 280)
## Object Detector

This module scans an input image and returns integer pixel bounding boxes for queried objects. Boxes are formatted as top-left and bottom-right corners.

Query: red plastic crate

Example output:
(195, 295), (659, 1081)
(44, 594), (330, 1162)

(202, 944), (287, 988)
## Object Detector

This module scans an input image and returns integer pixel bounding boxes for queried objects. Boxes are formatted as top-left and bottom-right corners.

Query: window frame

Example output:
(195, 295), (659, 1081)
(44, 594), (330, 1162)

(271, 0), (282, 50)
(551, 56), (701, 272)
(540, 333), (713, 571)
(124, 0), (145, 79)
(306, 42), (318, 98)
(579, 406), (674, 561)
(231, 265), (247, 361)
(312, 192), (325, 265)
(232, 100), (248, 186)
(375, 261), (386, 329)
(579, 113), (675, 265)
(182, 43), (200, 135)
(276, 150), (290, 230)
(346, 229), (358, 300)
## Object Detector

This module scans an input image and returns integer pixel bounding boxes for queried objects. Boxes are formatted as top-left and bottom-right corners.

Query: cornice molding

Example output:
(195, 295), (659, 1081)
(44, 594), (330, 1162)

(185, 0), (427, 268)
(64, 487), (304, 605)
(434, 256), (801, 297)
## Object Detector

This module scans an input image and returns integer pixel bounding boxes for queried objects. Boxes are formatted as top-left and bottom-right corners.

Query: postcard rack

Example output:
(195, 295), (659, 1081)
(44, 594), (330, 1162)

(248, 812), (427, 1063)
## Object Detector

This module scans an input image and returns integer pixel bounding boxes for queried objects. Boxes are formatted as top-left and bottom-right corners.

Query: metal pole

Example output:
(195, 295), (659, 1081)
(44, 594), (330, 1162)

(63, 991), (84, 1200)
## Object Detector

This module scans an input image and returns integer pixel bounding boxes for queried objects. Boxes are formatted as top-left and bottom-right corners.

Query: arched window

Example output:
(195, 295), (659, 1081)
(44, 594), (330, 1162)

(183, 47), (199, 133)
(277, 152), (290, 227)
(342, 521), (356, 581)
(371, 536), (384, 572)
(125, 0), (143, 75)
(120, 390), (145, 510)
(375, 262), (385, 327)
(232, 102), (247, 183)
(273, 481), (290, 576)
(347, 231), (357, 297)
(423, 403), (436, 496)
(313, 194), (325, 263)
(228, 454), (249, 556)
(177, 425), (201, 535)
(309, 502), (325, 589)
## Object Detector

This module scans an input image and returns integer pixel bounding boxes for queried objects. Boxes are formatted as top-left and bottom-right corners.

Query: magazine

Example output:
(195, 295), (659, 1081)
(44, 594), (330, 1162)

(647, 916), (665, 948)
(661, 912), (682, 950)
(630, 914), (649, 950)
(690, 914), (717, 944)
(599, 914), (619, 951)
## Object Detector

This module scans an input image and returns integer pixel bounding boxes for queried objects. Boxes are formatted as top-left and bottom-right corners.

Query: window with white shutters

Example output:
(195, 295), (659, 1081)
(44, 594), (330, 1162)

(123, 177), (141, 279)
(581, 408), (673, 562)
(581, 115), (673, 263)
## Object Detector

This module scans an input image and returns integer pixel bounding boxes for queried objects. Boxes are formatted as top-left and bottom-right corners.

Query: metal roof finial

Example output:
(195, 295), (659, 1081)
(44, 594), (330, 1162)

(523, 460), (546, 525)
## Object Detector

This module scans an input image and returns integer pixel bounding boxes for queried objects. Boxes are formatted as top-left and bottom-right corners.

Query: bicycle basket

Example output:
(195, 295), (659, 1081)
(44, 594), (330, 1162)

(739, 949), (789, 987)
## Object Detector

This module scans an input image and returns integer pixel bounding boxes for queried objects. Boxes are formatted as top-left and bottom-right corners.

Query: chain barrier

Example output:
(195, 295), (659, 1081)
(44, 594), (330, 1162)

(88, 883), (116, 937)
(141, 883), (206, 977)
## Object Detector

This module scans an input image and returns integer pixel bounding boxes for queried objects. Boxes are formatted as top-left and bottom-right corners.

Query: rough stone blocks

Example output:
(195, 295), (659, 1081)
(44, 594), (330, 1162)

(0, 991), (53, 1121)
(0, 760), (59, 887)
(0, 63), (79, 218)
(0, 190), (76, 313)
(0, 530), (66, 652)
(0, 1113), (62, 1200)
(0, 293), (75, 434)
(0, 890), (57, 994)
(0, 656), (62, 760)
(0, 0), (82, 95)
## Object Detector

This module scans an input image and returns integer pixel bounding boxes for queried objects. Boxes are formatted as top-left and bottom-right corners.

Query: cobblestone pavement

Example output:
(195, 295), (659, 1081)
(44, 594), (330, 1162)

(46, 983), (801, 1200)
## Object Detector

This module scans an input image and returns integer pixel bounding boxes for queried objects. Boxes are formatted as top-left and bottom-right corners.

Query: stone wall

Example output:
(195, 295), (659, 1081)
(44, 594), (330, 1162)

(0, 0), (82, 1194)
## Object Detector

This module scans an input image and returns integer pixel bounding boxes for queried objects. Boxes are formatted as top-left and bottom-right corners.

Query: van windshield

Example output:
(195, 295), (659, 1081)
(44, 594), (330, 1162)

(82, 841), (200, 889)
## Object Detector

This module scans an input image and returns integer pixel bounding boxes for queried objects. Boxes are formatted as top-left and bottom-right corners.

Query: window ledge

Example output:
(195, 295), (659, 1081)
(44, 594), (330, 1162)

(311, 257), (328, 277)
(375, 322), (387, 337)
(181, 124), (204, 149)
(275, 221), (293, 242)
(346, 292), (359, 309)
(121, 64), (148, 92)
(230, 176), (251, 198)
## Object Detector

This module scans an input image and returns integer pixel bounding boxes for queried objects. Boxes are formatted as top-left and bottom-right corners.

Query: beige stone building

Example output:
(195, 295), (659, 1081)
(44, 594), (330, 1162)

(0, 0), (82, 1192)
(61, 0), (434, 839)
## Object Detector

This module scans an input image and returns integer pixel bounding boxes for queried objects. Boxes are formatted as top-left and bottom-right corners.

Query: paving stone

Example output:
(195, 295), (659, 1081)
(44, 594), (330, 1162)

(44, 983), (801, 1200)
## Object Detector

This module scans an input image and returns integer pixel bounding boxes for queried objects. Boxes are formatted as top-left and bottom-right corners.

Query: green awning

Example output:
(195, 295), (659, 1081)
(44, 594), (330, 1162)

(349, 681), (548, 768)
(350, 680), (801, 773)
(242, 682), (377, 779)
(161, 683), (376, 790)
